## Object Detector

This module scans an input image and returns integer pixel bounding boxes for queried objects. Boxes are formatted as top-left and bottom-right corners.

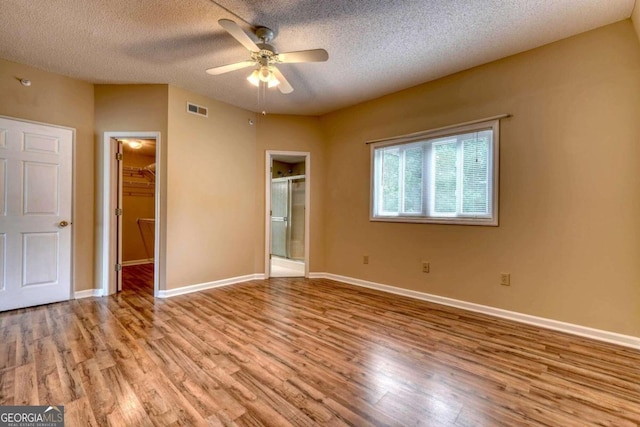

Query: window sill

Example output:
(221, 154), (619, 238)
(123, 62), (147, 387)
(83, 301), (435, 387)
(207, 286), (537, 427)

(370, 216), (498, 226)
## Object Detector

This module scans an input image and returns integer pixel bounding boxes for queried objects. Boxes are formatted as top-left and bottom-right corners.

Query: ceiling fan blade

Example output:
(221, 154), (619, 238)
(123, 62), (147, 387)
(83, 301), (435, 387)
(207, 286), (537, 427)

(272, 67), (293, 94)
(277, 49), (329, 63)
(206, 60), (255, 75)
(218, 19), (259, 52)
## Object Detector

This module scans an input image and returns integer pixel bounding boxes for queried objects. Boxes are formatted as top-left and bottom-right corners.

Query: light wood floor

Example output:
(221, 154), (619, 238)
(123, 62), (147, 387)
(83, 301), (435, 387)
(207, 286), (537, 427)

(1, 265), (639, 426)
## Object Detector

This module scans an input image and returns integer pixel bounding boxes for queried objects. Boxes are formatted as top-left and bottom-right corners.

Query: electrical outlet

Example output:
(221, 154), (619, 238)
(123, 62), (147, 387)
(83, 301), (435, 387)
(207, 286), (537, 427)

(422, 261), (430, 273)
(363, 255), (369, 265)
(500, 273), (510, 286)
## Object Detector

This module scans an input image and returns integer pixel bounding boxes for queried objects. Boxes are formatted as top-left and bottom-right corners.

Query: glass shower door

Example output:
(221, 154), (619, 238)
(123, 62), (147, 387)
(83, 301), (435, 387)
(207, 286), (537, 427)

(271, 180), (289, 258)
(289, 178), (305, 261)
(270, 176), (305, 277)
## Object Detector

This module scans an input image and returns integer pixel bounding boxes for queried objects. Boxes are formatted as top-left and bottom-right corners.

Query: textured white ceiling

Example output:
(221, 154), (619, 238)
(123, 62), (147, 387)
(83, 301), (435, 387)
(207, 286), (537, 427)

(0, 0), (634, 115)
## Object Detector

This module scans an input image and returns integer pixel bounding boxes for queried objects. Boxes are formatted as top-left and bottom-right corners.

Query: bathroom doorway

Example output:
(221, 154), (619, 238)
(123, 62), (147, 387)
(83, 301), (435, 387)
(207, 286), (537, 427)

(266, 151), (310, 278)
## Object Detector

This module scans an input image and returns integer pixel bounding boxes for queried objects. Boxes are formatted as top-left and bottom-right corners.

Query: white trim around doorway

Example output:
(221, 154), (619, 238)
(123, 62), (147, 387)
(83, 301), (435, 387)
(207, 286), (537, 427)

(99, 131), (163, 297)
(265, 151), (311, 278)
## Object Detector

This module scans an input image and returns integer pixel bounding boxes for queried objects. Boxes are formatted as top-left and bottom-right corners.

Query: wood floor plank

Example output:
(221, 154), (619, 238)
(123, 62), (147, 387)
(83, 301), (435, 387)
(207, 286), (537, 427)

(138, 335), (247, 421)
(77, 357), (117, 425)
(50, 330), (85, 403)
(375, 390), (459, 427)
(30, 307), (51, 340)
(33, 336), (65, 406)
(13, 362), (38, 406)
(64, 396), (100, 427)
(101, 365), (155, 426)
(0, 367), (15, 405)
(129, 360), (209, 426)
(0, 324), (17, 370)
(15, 312), (34, 367)
(129, 380), (183, 426)
(0, 265), (639, 426)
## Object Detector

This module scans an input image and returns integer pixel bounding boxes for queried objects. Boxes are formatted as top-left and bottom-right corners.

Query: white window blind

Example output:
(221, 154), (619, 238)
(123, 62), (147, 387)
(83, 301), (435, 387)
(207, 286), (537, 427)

(371, 119), (500, 225)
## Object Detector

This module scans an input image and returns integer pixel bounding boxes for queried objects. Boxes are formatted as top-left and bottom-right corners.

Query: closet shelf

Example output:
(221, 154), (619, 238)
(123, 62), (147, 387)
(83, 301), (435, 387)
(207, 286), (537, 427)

(123, 180), (153, 189)
(123, 165), (156, 182)
(124, 192), (153, 197)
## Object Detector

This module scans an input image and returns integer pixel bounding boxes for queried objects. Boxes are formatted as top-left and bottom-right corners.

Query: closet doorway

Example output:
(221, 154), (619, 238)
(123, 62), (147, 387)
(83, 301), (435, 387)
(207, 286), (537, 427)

(119, 138), (156, 294)
(265, 151), (310, 278)
(100, 131), (161, 297)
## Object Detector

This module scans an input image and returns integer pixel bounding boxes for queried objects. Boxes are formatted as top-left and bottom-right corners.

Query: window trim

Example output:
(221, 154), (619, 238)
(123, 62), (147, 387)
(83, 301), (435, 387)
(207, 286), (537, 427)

(369, 119), (500, 226)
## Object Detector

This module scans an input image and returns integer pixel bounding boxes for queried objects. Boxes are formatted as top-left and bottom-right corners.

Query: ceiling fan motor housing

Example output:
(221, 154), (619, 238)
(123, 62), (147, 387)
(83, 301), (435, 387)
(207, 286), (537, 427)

(254, 43), (278, 65)
(255, 26), (274, 43)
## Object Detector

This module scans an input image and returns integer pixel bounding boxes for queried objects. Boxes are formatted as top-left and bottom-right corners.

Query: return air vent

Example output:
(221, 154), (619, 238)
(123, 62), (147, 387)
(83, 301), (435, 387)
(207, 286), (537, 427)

(186, 102), (208, 118)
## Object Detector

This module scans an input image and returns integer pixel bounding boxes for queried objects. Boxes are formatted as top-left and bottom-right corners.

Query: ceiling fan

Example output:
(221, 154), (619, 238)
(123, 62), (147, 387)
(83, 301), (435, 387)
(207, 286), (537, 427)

(206, 19), (329, 94)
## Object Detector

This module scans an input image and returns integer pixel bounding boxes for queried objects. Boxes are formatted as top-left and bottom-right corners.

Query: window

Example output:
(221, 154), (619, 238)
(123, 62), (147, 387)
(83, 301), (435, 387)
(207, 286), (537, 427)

(371, 119), (499, 225)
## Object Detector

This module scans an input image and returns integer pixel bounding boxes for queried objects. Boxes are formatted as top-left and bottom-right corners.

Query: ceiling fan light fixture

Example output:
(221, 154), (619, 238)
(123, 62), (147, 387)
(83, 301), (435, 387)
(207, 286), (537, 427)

(128, 140), (143, 149)
(268, 76), (280, 88)
(248, 66), (279, 88)
(259, 65), (273, 83)
(247, 69), (261, 87)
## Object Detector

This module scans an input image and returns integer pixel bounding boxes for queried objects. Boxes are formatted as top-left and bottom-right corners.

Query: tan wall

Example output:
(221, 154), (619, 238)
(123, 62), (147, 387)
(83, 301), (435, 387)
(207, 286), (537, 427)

(122, 194), (155, 262)
(0, 58), (95, 291)
(166, 86), (258, 289)
(633, 2), (640, 42)
(122, 151), (156, 262)
(320, 21), (640, 337)
(255, 115), (326, 273)
(94, 84), (168, 289)
(95, 85), (169, 132)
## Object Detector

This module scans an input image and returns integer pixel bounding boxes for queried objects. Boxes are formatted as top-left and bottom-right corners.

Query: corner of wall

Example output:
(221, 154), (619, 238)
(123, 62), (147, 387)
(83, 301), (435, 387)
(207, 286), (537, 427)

(165, 86), (259, 289)
(0, 58), (96, 293)
(317, 22), (640, 338)
(632, 1), (640, 43)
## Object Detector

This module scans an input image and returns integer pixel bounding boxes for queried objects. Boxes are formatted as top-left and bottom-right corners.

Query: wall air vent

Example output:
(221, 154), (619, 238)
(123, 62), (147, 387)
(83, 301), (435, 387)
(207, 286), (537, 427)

(186, 102), (208, 118)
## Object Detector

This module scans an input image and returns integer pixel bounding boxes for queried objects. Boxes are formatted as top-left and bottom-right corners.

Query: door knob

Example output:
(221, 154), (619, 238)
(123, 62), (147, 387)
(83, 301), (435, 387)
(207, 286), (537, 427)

(59, 220), (71, 228)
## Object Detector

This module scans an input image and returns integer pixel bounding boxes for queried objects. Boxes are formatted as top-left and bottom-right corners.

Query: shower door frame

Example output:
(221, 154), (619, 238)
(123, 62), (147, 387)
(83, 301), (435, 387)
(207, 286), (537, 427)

(265, 151), (310, 278)
(271, 175), (305, 260)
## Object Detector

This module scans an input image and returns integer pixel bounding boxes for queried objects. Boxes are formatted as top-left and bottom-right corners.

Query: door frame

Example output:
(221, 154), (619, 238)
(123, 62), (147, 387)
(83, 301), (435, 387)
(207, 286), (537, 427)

(265, 150), (310, 278)
(100, 131), (162, 297)
(0, 114), (76, 301)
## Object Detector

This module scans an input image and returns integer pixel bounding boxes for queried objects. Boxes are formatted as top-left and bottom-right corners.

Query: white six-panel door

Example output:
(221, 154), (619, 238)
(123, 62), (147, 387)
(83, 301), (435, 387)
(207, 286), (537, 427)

(0, 117), (73, 311)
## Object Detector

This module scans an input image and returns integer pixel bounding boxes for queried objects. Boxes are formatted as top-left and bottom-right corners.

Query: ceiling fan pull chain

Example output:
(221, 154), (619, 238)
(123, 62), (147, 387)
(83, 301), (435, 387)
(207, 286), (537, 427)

(259, 81), (267, 115)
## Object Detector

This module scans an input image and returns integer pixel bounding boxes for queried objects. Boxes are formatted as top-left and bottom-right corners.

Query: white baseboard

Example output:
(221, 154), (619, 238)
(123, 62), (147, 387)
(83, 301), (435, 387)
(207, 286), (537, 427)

(122, 258), (154, 266)
(157, 274), (264, 298)
(74, 289), (103, 299)
(317, 273), (640, 350)
(87, 267), (640, 350)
